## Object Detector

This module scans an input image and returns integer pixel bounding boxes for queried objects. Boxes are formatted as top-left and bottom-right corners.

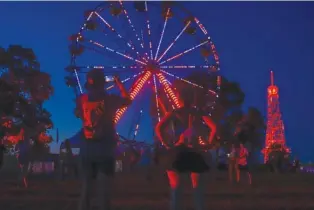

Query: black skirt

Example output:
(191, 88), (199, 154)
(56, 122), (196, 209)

(165, 145), (210, 173)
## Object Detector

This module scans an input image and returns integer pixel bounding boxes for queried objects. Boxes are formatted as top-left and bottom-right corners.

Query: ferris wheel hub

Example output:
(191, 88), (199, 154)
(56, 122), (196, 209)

(145, 61), (160, 73)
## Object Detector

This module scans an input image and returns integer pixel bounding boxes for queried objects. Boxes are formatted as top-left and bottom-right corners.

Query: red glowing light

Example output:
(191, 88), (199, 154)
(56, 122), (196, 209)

(156, 73), (182, 108)
(114, 71), (152, 123)
(262, 70), (290, 163)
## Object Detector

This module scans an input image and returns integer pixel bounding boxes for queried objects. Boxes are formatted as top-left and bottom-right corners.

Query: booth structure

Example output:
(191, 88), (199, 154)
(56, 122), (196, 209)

(59, 129), (82, 155)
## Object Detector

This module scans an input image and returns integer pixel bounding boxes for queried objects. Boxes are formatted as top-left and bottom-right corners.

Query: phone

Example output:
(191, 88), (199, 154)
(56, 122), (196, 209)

(105, 76), (115, 82)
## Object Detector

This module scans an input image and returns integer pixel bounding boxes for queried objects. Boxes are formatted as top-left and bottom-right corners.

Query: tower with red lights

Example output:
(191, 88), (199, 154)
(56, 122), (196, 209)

(262, 70), (290, 163)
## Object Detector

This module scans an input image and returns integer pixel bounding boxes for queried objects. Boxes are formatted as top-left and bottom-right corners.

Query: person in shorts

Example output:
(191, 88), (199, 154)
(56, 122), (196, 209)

(155, 97), (216, 210)
(236, 143), (252, 185)
(76, 69), (131, 210)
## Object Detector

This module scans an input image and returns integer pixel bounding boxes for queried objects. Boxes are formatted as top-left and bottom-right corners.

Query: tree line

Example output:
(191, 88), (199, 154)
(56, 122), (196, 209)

(0, 45), (53, 152)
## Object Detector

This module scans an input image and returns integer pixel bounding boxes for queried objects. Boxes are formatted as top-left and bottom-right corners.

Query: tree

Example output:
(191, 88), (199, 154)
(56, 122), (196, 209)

(0, 45), (54, 146)
(245, 107), (265, 149)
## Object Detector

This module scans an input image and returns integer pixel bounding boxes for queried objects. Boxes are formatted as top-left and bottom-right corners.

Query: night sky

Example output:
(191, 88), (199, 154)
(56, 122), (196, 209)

(0, 2), (313, 162)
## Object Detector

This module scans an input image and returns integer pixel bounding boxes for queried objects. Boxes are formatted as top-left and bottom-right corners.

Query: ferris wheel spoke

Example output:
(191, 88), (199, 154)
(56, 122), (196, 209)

(159, 40), (209, 65)
(160, 65), (217, 71)
(154, 8), (171, 61)
(118, 1), (145, 52)
(66, 65), (139, 72)
(78, 11), (95, 36)
(143, 1), (153, 60)
(94, 12), (146, 62)
(114, 71), (152, 123)
(84, 40), (147, 65)
(156, 72), (182, 109)
(157, 21), (192, 63)
(160, 69), (218, 96)
(131, 109), (144, 140)
(72, 69), (83, 94)
(157, 77), (176, 111)
(194, 17), (208, 35)
(160, 69), (203, 89)
(106, 71), (144, 91)
(152, 75), (162, 122)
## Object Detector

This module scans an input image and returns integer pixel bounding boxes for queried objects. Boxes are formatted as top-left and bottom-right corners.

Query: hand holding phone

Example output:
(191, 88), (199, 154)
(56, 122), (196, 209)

(105, 76), (115, 82)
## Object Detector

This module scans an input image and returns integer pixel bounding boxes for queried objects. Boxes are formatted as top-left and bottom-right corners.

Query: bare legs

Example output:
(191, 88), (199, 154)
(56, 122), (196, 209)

(228, 159), (238, 183)
(18, 163), (29, 188)
(17, 156), (30, 188)
(167, 170), (182, 210)
(236, 165), (240, 183)
(236, 167), (252, 185)
(228, 159), (236, 183)
(248, 171), (252, 185)
(167, 171), (206, 210)
(191, 172), (206, 210)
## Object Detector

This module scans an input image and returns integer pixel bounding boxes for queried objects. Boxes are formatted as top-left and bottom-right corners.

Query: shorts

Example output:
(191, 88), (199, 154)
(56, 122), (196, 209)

(164, 145), (209, 173)
(80, 156), (115, 179)
(238, 164), (249, 171)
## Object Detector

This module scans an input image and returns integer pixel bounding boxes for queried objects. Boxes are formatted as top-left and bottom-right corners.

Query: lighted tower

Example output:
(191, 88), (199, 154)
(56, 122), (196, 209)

(262, 70), (290, 163)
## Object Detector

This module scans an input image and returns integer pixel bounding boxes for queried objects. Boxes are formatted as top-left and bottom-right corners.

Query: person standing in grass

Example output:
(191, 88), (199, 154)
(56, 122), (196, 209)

(155, 96), (216, 210)
(228, 143), (238, 183)
(76, 69), (131, 210)
(0, 139), (6, 170)
(16, 137), (31, 188)
(236, 143), (252, 185)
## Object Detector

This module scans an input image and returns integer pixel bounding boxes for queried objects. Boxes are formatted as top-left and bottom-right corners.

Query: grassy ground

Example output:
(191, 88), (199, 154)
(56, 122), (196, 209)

(1, 166), (314, 210)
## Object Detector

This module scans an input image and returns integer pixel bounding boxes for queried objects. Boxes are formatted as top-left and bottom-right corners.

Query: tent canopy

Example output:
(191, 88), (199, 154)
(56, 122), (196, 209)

(60, 129), (83, 149)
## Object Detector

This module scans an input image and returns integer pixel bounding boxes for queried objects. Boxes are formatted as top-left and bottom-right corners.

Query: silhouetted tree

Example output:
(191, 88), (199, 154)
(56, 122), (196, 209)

(245, 107), (265, 149)
(0, 45), (54, 147)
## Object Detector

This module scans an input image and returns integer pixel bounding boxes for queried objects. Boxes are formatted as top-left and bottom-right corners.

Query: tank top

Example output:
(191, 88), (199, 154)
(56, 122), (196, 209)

(172, 107), (203, 147)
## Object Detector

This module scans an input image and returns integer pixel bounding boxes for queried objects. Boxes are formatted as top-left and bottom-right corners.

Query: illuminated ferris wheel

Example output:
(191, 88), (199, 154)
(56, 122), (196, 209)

(66, 1), (221, 141)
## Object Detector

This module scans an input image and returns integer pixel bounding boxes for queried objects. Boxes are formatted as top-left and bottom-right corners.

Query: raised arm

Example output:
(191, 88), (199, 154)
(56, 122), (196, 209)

(155, 112), (174, 149)
(202, 116), (217, 144)
(114, 76), (132, 107)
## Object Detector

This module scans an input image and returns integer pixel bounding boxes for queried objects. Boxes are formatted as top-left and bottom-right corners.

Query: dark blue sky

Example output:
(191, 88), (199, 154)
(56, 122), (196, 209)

(1, 2), (313, 161)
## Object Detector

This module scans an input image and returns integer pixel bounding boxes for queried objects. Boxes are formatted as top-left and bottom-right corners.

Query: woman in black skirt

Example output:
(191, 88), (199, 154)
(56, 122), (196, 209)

(155, 103), (216, 210)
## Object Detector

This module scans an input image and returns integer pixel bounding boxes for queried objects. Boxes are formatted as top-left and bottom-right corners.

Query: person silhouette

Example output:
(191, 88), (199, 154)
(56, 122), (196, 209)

(76, 69), (131, 210)
(155, 98), (216, 210)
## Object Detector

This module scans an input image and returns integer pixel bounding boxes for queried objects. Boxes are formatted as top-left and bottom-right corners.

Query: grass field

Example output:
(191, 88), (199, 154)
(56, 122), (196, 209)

(1, 167), (314, 210)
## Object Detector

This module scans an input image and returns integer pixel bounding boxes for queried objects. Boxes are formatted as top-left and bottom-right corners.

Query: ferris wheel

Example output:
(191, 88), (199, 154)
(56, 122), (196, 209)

(66, 1), (221, 142)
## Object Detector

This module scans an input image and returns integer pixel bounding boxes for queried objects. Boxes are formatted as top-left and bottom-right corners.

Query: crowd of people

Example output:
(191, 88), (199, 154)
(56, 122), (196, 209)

(0, 69), (269, 210)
